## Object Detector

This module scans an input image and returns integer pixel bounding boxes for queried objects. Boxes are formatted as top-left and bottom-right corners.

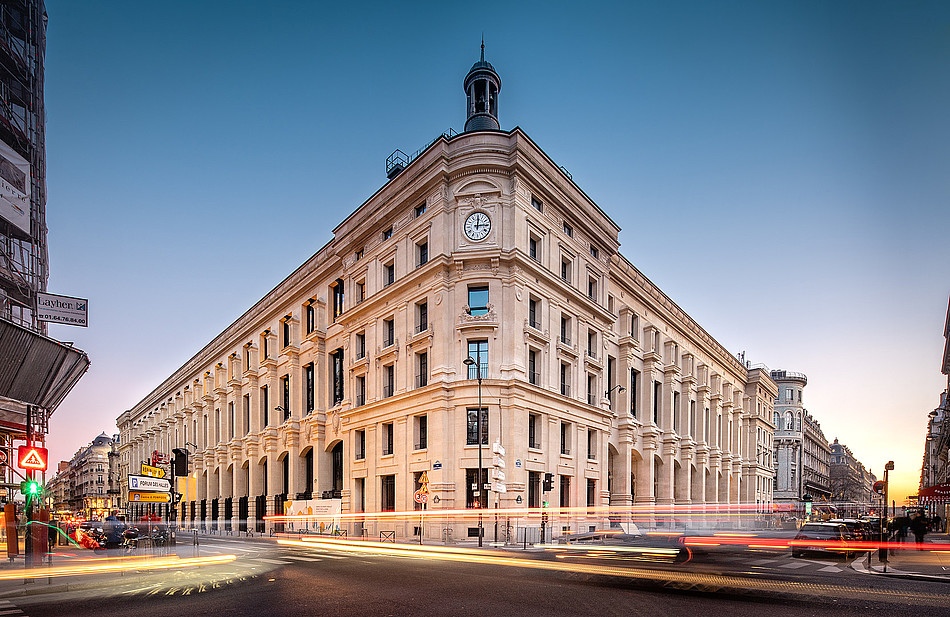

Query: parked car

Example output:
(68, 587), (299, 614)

(791, 522), (854, 558)
(828, 518), (870, 542)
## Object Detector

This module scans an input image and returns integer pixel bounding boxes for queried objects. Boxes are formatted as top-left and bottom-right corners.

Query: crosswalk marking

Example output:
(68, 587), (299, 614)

(257, 558), (291, 565)
(749, 559), (775, 565)
(285, 555), (322, 561)
(818, 565), (842, 572)
(0, 609), (24, 615)
(779, 561), (809, 569)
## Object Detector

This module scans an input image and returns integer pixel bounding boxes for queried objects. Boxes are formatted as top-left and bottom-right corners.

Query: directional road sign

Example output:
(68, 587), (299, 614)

(128, 475), (171, 492)
(129, 491), (171, 503)
(140, 463), (166, 478)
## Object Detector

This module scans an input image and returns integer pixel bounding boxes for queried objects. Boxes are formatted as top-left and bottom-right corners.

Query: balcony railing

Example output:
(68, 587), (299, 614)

(560, 383), (571, 397)
(383, 384), (394, 398)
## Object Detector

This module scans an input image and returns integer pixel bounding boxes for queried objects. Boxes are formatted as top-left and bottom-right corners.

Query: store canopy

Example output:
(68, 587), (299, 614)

(918, 482), (950, 504)
(0, 317), (89, 413)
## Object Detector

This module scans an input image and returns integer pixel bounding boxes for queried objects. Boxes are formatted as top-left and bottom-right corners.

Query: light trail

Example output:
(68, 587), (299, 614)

(277, 537), (948, 606)
(0, 554), (236, 581)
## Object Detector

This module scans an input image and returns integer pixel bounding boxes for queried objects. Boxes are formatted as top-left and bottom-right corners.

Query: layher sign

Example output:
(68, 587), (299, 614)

(36, 292), (88, 327)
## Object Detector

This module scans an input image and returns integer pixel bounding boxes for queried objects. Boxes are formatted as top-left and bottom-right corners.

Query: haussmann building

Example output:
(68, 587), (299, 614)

(117, 49), (777, 541)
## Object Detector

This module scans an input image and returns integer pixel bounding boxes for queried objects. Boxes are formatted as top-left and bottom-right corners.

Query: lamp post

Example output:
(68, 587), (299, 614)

(463, 354), (484, 547)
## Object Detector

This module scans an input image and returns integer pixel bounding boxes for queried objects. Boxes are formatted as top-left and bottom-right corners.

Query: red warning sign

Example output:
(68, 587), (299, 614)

(17, 446), (48, 471)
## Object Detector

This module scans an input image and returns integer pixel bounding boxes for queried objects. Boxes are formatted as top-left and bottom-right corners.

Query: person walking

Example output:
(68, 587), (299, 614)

(911, 513), (928, 549)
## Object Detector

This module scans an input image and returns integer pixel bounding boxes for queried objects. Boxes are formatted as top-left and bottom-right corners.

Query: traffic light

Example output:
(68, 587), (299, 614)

(20, 479), (41, 496)
(172, 448), (190, 477)
(543, 473), (554, 492)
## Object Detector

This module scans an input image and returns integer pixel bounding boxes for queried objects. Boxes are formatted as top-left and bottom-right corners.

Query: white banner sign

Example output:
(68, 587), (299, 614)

(36, 292), (88, 327)
(128, 474), (171, 492)
(0, 139), (29, 235)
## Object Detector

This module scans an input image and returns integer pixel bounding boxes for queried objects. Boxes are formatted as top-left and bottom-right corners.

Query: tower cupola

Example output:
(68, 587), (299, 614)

(463, 40), (502, 132)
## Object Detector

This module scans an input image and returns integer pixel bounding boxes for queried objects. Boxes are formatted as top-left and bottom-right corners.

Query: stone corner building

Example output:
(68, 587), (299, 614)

(117, 50), (777, 539)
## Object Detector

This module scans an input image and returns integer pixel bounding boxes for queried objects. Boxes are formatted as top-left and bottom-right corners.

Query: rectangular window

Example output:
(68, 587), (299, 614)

(382, 227), (393, 240)
(331, 349), (344, 405)
(587, 276), (597, 301)
(560, 257), (572, 284)
(630, 314), (639, 339)
(466, 340), (488, 378)
(383, 364), (395, 398)
(590, 244), (599, 259)
(466, 468), (488, 509)
(355, 375), (365, 406)
(528, 298), (539, 329)
(467, 285), (489, 316)
(355, 430), (366, 460)
(281, 374), (291, 421)
(305, 363), (315, 415)
(383, 318), (395, 347)
(415, 415), (427, 450)
(560, 363), (571, 397)
(587, 428), (596, 460)
(673, 391), (680, 433)
(356, 280), (365, 303)
(630, 369), (639, 417)
(466, 408), (488, 445)
(244, 343), (252, 371)
(587, 329), (596, 358)
(262, 331), (270, 360)
(528, 413), (540, 449)
(528, 349), (539, 385)
(331, 279), (344, 320)
(529, 235), (540, 261)
(383, 263), (395, 287)
(382, 422), (394, 455)
(260, 385), (269, 427)
(417, 301), (428, 333)
(416, 352), (428, 388)
(355, 249), (363, 261)
(528, 471), (541, 508)
(531, 196), (543, 212)
(381, 475), (395, 511)
(356, 332), (366, 359)
(414, 202), (427, 217)
(689, 400), (696, 437)
(653, 381), (661, 426)
(417, 240), (429, 267)
(306, 301), (315, 335)
(560, 315), (571, 345)
(228, 402), (235, 440)
(243, 394), (250, 436)
(559, 475), (570, 508)
(587, 479), (596, 507)
(563, 222), (573, 237)
(560, 422), (571, 455)
(282, 317), (292, 348)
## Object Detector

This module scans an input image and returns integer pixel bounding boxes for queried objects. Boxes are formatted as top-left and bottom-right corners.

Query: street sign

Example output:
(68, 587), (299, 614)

(419, 471), (429, 486)
(129, 491), (171, 503)
(493, 482), (507, 493)
(128, 475), (171, 492)
(413, 490), (428, 504)
(873, 480), (885, 495)
(151, 450), (169, 466)
(140, 463), (167, 478)
(17, 445), (47, 471)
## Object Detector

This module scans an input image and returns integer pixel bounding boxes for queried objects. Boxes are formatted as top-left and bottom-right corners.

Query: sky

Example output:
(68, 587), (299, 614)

(40, 0), (950, 506)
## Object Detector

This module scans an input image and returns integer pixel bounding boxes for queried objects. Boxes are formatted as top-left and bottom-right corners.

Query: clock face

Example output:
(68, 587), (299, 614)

(464, 211), (491, 241)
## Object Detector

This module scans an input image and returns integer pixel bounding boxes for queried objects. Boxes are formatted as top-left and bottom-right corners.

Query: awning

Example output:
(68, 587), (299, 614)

(918, 482), (950, 504)
(0, 317), (89, 413)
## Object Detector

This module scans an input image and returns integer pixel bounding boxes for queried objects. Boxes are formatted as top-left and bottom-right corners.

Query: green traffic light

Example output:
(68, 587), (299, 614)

(20, 480), (41, 496)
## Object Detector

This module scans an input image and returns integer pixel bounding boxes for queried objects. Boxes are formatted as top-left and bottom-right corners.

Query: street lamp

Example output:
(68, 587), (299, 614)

(463, 354), (484, 547)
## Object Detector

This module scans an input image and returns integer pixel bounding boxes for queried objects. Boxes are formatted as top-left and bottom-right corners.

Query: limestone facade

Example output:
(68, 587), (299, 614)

(117, 127), (777, 539)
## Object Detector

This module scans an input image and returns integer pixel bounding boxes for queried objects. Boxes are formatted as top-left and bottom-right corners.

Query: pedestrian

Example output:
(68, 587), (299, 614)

(911, 513), (928, 549)
(932, 515), (942, 533)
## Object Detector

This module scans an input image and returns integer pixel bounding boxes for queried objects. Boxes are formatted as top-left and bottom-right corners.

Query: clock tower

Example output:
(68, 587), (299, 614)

(463, 40), (502, 132)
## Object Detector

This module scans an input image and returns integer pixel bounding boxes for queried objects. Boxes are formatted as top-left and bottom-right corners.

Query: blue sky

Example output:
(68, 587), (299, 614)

(42, 1), (950, 502)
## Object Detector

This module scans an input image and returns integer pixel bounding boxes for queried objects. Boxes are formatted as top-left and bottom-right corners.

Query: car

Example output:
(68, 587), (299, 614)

(791, 522), (854, 558)
(557, 530), (691, 564)
(828, 518), (870, 542)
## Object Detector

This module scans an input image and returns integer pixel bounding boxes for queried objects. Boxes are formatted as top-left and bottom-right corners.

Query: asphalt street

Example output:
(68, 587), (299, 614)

(0, 537), (947, 617)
